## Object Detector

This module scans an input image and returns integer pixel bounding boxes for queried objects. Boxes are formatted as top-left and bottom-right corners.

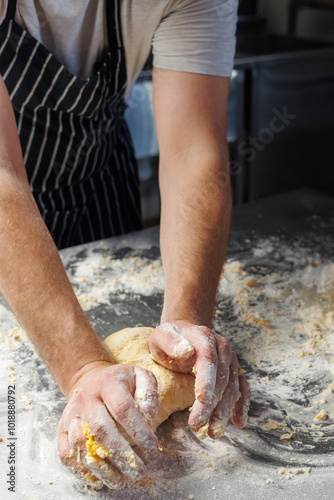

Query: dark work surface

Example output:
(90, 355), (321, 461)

(1, 188), (334, 499)
(229, 187), (334, 241)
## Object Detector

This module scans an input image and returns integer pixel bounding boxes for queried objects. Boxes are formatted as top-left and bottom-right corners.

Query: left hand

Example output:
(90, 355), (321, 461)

(149, 321), (250, 439)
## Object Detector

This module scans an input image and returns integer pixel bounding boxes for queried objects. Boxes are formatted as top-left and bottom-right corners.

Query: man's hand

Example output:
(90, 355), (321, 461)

(57, 361), (159, 489)
(149, 322), (250, 439)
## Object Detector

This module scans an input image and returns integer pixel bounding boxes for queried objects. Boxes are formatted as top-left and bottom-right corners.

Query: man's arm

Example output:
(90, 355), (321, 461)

(154, 69), (232, 327)
(0, 75), (159, 487)
(0, 75), (111, 394)
(150, 68), (250, 437)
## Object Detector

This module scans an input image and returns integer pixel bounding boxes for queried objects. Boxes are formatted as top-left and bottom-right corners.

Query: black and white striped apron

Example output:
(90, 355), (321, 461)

(0, 0), (142, 249)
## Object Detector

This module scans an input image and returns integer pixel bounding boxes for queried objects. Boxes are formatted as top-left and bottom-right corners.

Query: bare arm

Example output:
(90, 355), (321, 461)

(150, 68), (250, 437)
(153, 69), (232, 327)
(0, 75), (159, 487)
(0, 77), (112, 395)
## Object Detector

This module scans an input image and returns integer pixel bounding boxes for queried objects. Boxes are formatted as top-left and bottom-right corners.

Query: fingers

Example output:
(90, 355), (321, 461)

(67, 416), (126, 490)
(179, 327), (249, 439)
(188, 355), (238, 436)
(232, 372), (251, 429)
(174, 323), (218, 404)
(216, 353), (240, 421)
(57, 427), (104, 490)
(149, 323), (195, 366)
(57, 363), (162, 490)
(101, 365), (159, 454)
(188, 338), (231, 432)
(165, 323), (219, 433)
(205, 359), (250, 439)
(187, 359), (220, 432)
(207, 355), (240, 439)
(152, 321), (251, 440)
(193, 349), (217, 404)
(134, 366), (159, 420)
(82, 404), (147, 482)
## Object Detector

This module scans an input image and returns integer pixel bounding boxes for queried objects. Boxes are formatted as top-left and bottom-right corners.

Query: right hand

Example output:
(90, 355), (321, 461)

(57, 361), (159, 489)
(150, 322), (250, 438)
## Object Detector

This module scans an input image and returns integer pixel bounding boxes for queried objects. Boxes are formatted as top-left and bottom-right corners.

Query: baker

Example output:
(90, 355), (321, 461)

(0, 0), (250, 489)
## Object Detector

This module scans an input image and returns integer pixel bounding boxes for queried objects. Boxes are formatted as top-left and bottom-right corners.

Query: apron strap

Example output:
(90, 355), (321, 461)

(5, 0), (17, 20)
(105, 0), (126, 87)
(105, 0), (116, 51)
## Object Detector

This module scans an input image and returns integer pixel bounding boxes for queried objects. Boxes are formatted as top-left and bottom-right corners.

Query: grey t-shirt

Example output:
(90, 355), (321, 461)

(0, 0), (238, 95)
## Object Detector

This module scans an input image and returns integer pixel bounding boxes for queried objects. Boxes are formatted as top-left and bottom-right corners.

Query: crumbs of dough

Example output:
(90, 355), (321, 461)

(314, 409), (328, 421)
(82, 424), (123, 483)
(82, 471), (103, 489)
(280, 432), (294, 441)
(245, 278), (258, 287)
(83, 423), (109, 461)
(263, 419), (283, 430)
(263, 418), (295, 438)
(20, 394), (33, 410)
(197, 422), (209, 440)
(0, 327), (30, 350)
(210, 412), (228, 439)
(65, 449), (75, 459)
(224, 261), (245, 274)
(8, 327), (29, 342)
(124, 450), (139, 470)
(275, 467), (311, 479)
(244, 314), (271, 328)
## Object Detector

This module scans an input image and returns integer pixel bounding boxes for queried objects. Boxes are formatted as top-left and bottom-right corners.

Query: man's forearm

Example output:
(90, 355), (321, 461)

(0, 169), (112, 396)
(152, 69), (232, 327)
(160, 146), (232, 327)
(0, 75), (112, 397)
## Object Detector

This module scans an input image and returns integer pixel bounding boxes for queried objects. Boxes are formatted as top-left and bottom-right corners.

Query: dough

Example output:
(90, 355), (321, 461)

(103, 327), (195, 439)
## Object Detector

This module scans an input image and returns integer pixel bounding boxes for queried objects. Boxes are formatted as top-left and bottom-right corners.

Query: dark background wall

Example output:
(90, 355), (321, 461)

(257, 0), (334, 41)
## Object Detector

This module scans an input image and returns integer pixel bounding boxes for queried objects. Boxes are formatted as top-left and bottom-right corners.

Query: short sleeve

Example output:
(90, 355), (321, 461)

(152, 0), (238, 77)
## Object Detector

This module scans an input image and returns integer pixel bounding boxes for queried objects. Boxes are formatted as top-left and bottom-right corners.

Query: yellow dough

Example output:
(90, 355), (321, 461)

(103, 327), (195, 441)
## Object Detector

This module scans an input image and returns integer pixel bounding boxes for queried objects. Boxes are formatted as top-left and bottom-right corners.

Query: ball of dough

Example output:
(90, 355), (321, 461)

(103, 327), (195, 442)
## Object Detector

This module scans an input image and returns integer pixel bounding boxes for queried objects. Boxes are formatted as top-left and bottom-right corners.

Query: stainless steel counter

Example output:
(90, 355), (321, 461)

(0, 188), (333, 499)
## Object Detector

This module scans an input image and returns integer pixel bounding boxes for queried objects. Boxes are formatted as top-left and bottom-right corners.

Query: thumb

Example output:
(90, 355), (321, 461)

(150, 323), (195, 361)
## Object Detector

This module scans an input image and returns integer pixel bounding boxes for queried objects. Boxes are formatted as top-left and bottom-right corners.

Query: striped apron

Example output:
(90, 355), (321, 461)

(0, 0), (142, 249)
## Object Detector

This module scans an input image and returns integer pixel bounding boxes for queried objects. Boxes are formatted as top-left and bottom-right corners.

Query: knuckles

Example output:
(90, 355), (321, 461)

(149, 375), (158, 389)
(112, 398), (133, 420)
(91, 422), (107, 438)
(95, 367), (118, 385)
(216, 334), (231, 354)
(198, 326), (214, 338)
(217, 363), (229, 384)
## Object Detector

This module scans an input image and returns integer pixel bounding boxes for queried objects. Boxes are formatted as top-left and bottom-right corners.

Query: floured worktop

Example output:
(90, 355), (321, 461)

(0, 188), (334, 499)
